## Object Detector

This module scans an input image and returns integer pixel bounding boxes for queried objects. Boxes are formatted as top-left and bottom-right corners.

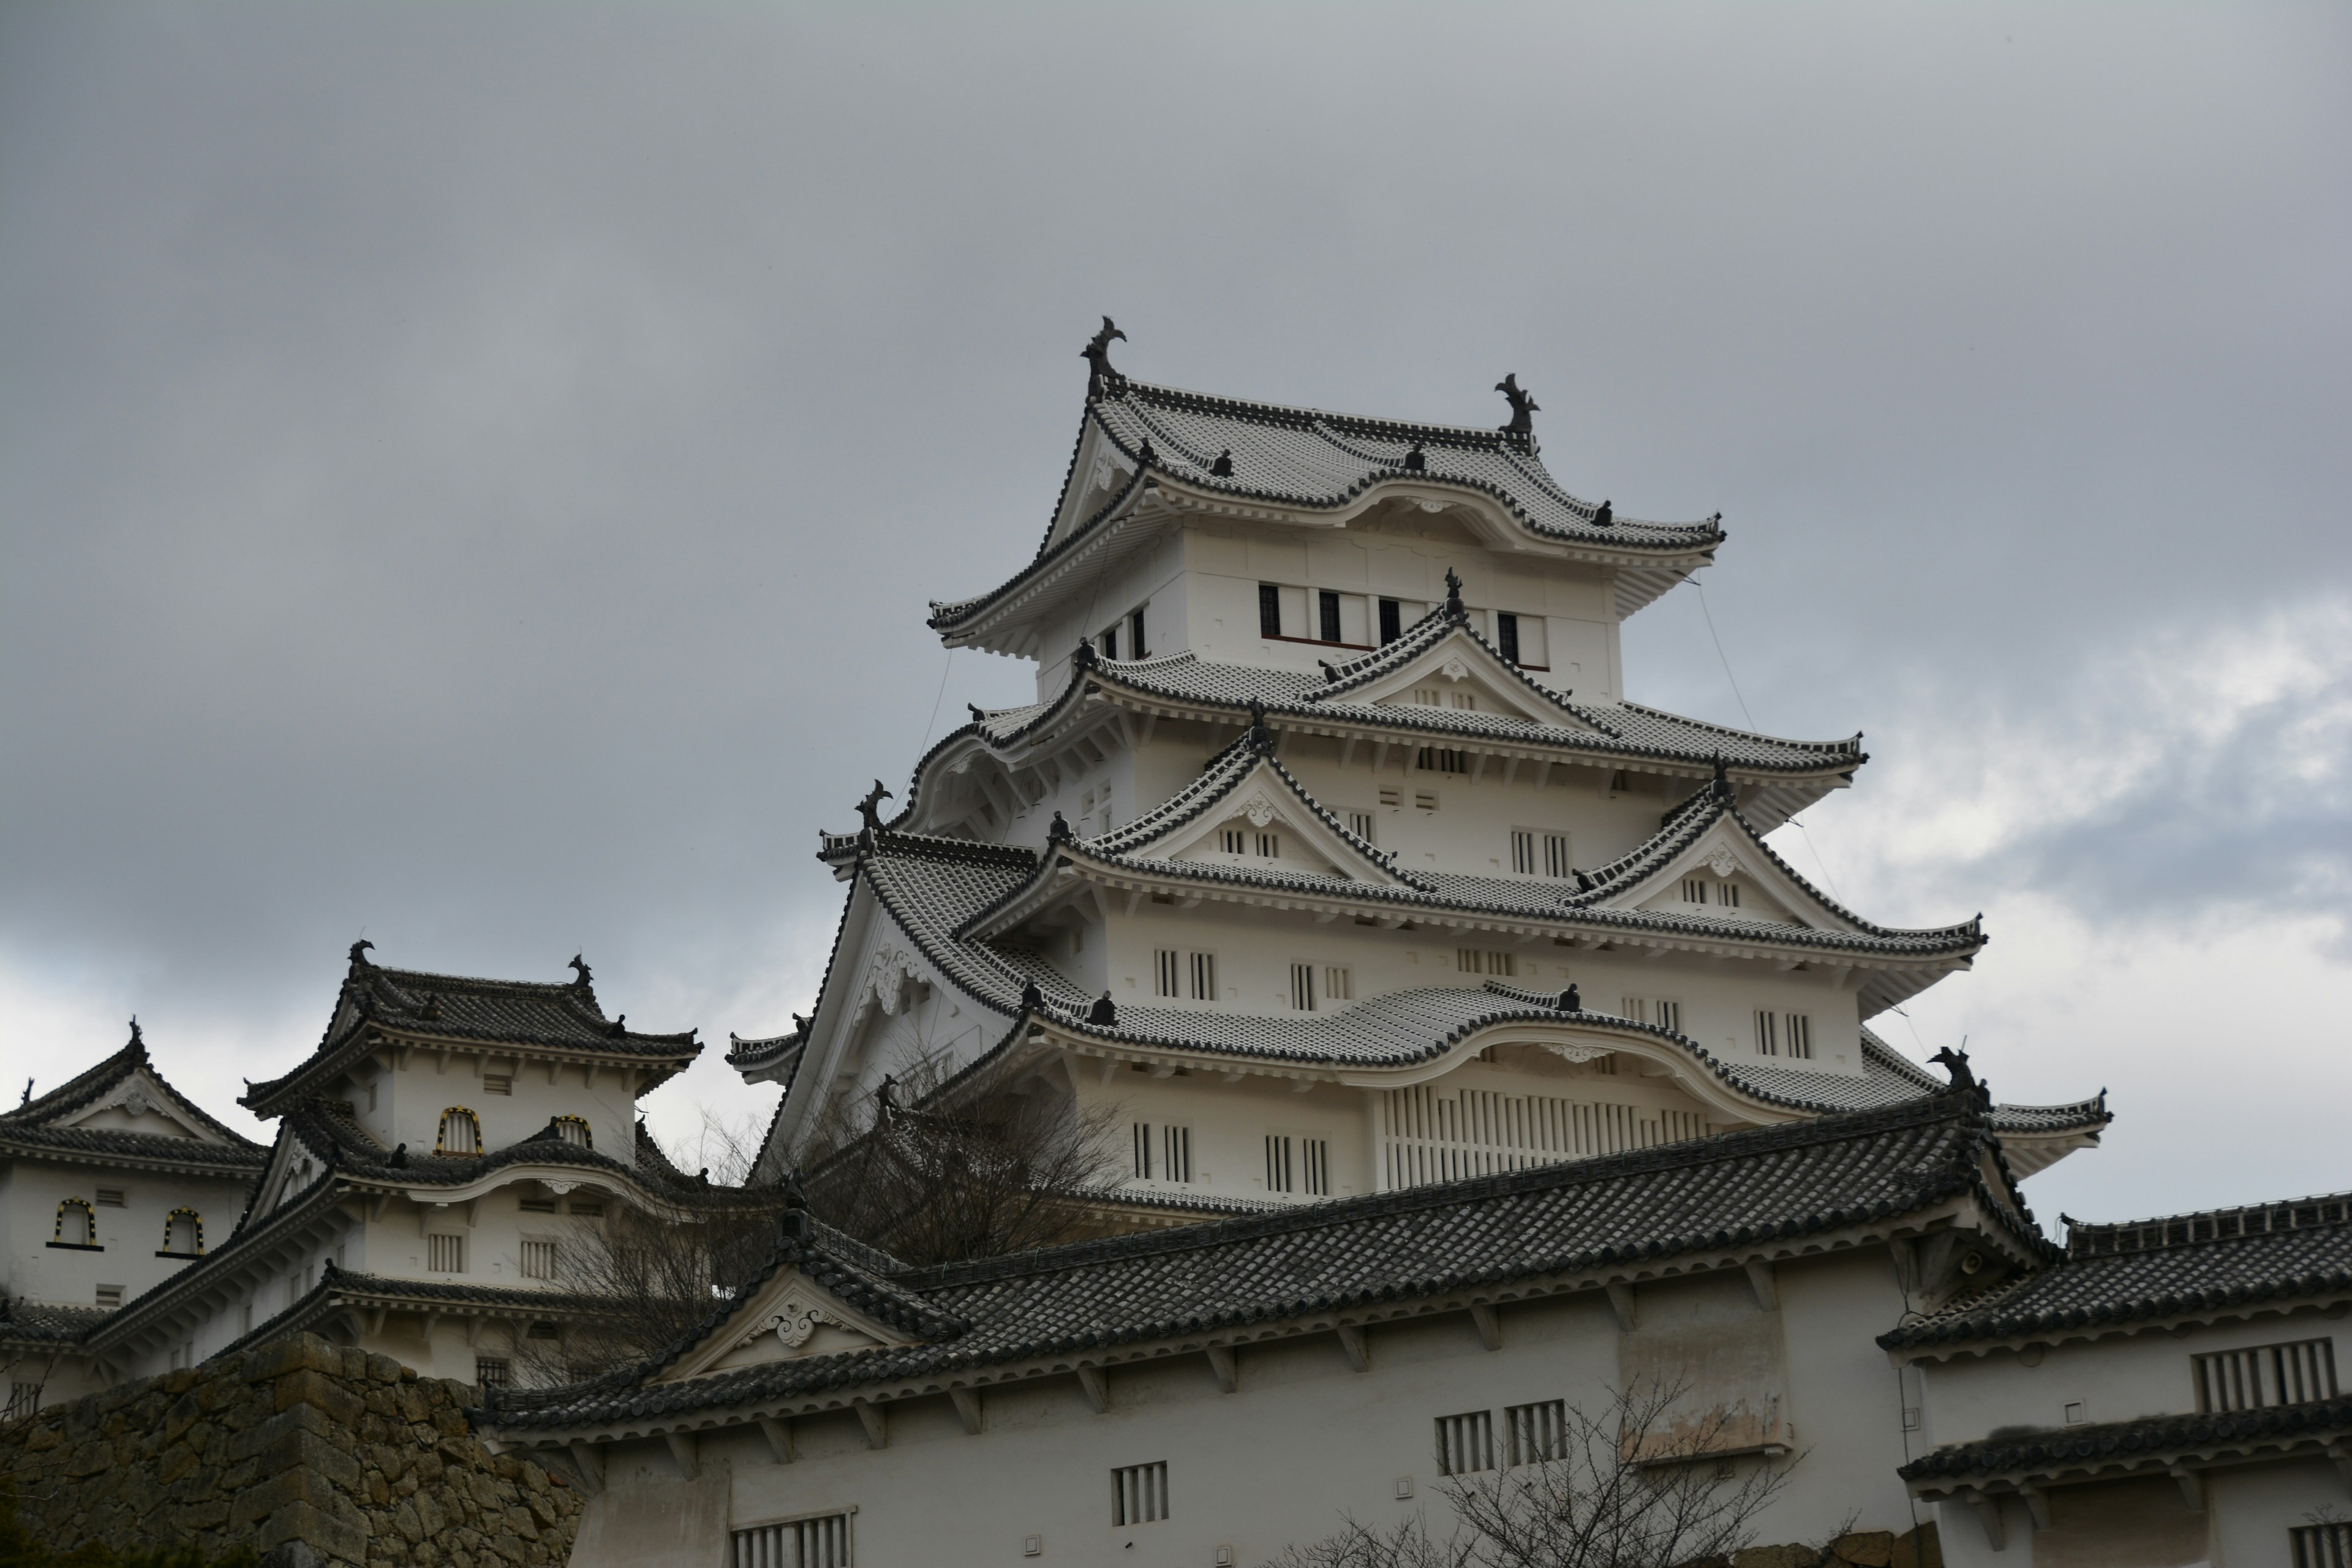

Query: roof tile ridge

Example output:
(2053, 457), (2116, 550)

(931, 432), (1153, 627)
(1568, 788), (1721, 900)
(1080, 732), (1261, 858)
(2, 1033), (150, 1125)
(1721, 804), (1983, 943)
(1895, 1393), (2352, 1477)
(1123, 379), (1510, 445)
(1615, 699), (1864, 757)
(865, 827), (1039, 868)
(863, 860), (1047, 1018)
(2064, 1189), (2352, 1251)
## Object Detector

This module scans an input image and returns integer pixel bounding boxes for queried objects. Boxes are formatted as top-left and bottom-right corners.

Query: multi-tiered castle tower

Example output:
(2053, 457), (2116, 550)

(731, 328), (2106, 1222)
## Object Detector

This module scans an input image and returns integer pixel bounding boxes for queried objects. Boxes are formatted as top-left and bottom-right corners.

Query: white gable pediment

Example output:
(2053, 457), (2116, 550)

(60, 1069), (214, 1142)
(658, 1264), (916, 1383)
(1137, 763), (1403, 887)
(1347, 630), (1592, 729)
(1619, 824), (1842, 933)
(1046, 423), (1138, 549)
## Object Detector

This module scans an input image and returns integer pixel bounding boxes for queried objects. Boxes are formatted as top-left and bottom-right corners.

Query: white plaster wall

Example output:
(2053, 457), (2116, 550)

(1911, 1309), (2349, 1450)
(0, 1158), (252, 1310)
(569, 1251), (1925, 1568)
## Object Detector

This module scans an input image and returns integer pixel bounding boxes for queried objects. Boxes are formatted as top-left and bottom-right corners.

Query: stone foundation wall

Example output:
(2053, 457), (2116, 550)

(0, 1333), (581, 1567)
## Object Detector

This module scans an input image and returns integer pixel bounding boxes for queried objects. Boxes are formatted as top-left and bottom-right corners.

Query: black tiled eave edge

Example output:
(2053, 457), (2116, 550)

(0, 1126), (270, 1167)
(1899, 1395), (2352, 1482)
(1877, 1262), (2352, 1351)
(243, 1016), (701, 1110)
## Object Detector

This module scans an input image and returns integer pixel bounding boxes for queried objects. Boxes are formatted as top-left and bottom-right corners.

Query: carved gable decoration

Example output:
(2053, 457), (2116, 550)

(1137, 760), (1404, 888)
(1346, 628), (1593, 730)
(1618, 821), (1839, 933)
(62, 1069), (213, 1142)
(658, 1264), (918, 1383)
(848, 941), (930, 1030)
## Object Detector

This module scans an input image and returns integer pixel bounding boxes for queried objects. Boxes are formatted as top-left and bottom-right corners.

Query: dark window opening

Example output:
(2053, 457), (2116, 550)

(1259, 583), (1281, 638)
(1129, 607), (1147, 658)
(1319, 590), (1342, 644)
(1100, 625), (1118, 660)
(1379, 598), (1401, 644)
(1497, 613), (1521, 665)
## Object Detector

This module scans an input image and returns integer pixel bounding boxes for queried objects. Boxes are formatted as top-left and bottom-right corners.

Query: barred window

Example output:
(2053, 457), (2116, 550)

(437, 1107), (481, 1156)
(1155, 949), (1180, 998)
(1754, 1010), (1779, 1056)
(519, 1240), (559, 1280)
(1512, 829), (1537, 875)
(1506, 1400), (1567, 1465)
(1188, 952), (1218, 1001)
(1683, 876), (1709, 904)
(733, 1510), (854, 1567)
(1783, 1014), (1812, 1060)
(1111, 1462), (1169, 1526)
(1417, 747), (1470, 774)
(6, 1383), (38, 1420)
(473, 1357), (510, 1389)
(2293, 1522), (2352, 1568)
(1129, 606), (1147, 659)
(1347, 810), (1376, 843)
(1290, 963), (1317, 1012)
(1161, 1125), (1192, 1184)
(53, 1199), (97, 1248)
(162, 1208), (203, 1256)
(1131, 1121), (1153, 1182)
(483, 1073), (513, 1095)
(427, 1234), (467, 1274)
(552, 1115), (593, 1149)
(2195, 1338), (2338, 1411)
(1323, 967), (1353, 1004)
(1221, 828), (1246, 854)
(1435, 1410), (1495, 1475)
(1256, 832), (1279, 859)
(1457, 949), (1515, 978)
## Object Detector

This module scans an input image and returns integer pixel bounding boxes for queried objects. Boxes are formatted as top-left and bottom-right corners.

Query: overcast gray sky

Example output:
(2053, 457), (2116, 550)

(5, 2), (2347, 1226)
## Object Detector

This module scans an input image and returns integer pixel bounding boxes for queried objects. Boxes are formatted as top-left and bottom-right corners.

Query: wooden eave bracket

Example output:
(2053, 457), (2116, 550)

(1335, 1324), (1370, 1372)
(1205, 1345), (1238, 1392)
(1469, 1302), (1502, 1351)
(758, 1415), (794, 1463)
(1605, 1281), (1638, 1332)
(662, 1430), (698, 1480)
(949, 1387), (984, 1434)
(853, 1399), (887, 1449)
(1076, 1364), (1110, 1413)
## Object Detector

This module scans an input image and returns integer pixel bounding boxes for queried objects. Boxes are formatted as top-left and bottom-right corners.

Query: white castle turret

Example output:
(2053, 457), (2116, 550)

(733, 327), (2107, 1223)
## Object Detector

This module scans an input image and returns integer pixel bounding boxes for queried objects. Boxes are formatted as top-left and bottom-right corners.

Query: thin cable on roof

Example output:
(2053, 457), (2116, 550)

(915, 647), (957, 757)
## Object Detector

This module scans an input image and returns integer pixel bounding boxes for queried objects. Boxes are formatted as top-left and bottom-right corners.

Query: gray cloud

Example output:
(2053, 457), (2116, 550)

(3, 3), (2348, 1212)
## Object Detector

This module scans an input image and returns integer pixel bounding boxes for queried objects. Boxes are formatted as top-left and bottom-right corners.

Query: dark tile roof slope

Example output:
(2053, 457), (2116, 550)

(481, 1093), (2038, 1431)
(270, 1098), (744, 1205)
(1881, 1191), (2352, 1352)
(4, 1026), (260, 1149)
(0, 1122), (270, 1170)
(0, 1299), (113, 1344)
(246, 951), (699, 1109)
(1899, 1395), (2352, 1485)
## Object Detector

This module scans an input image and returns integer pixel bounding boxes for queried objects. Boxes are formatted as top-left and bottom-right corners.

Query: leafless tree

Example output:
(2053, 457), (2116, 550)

(795, 1049), (1126, 1267)
(1268, 1378), (1836, 1568)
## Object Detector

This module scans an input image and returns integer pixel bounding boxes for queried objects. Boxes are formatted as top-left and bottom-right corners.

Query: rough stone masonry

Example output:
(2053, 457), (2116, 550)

(0, 1333), (581, 1567)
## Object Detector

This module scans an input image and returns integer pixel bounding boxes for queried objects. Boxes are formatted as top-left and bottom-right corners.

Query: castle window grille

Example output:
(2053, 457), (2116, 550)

(474, 1358), (510, 1389)
(1497, 613), (1521, 666)
(53, 1199), (97, 1248)
(1256, 832), (1279, 859)
(1413, 791), (1439, 812)
(2295, 1523), (2352, 1567)
(1188, 952), (1218, 1001)
(1450, 693), (1475, 710)
(1111, 1462), (1169, 1526)
(1301, 1138), (1329, 1196)
(161, 1208), (203, 1255)
(1379, 787), (1401, 808)
(1221, 828), (1246, 854)
(483, 1073), (512, 1095)
(1290, 963), (1317, 1012)
(1162, 1125), (1192, 1184)
(1506, 1400), (1568, 1466)
(2196, 1339), (2337, 1411)
(1379, 599), (1403, 644)
(1542, 834), (1571, 878)
(1721, 882), (1741, 908)
(1381, 1085), (1708, 1188)
(427, 1234), (467, 1275)
(1348, 811), (1376, 843)
(519, 1240), (559, 1281)
(1683, 877), (1708, 903)
(553, 1115), (592, 1148)
(1754, 1011), (1779, 1056)
(1265, 1135), (1292, 1193)
(437, 1107), (481, 1156)
(96, 1187), (126, 1207)
(1324, 967), (1353, 1004)
(1782, 1014), (1812, 1060)
(1457, 949), (1514, 978)
(95, 1284), (124, 1310)
(1417, 748), (1470, 774)
(1129, 606), (1147, 658)
(1155, 950), (1181, 998)
(1259, 583), (1282, 638)
(1131, 1122), (1153, 1181)
(1098, 622), (1118, 660)
(1511, 829), (1537, 875)
(1435, 1411), (1495, 1475)
(733, 1511), (854, 1568)
(6, 1383), (37, 1420)
(1412, 688), (1441, 707)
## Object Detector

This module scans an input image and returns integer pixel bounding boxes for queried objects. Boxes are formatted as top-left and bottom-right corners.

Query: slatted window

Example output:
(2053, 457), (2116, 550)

(1784, 1014), (1812, 1060)
(519, 1196), (558, 1214)
(1417, 747), (1470, 774)
(519, 1240), (559, 1280)
(437, 1108), (480, 1156)
(1722, 882), (1741, 908)
(2295, 1522), (2352, 1567)
(1511, 829), (1537, 874)
(1162, 1125), (1192, 1184)
(1754, 1011), (1779, 1056)
(568, 1200), (603, 1218)
(1256, 832), (1279, 858)
(1324, 967), (1353, 1004)
(1265, 1135), (1326, 1195)
(1457, 949), (1515, 978)
(733, 1511), (854, 1567)
(1378, 787), (1401, 808)
(1188, 952), (1218, 1001)
(1381, 1084), (1707, 1186)
(1132, 1122), (1153, 1180)
(6, 1384), (37, 1420)
(1348, 810), (1376, 843)
(1435, 1411), (1495, 1475)
(1543, 833), (1571, 878)
(554, 1115), (593, 1148)
(94, 1284), (123, 1310)
(1450, 692), (1476, 710)
(1111, 1462), (1169, 1526)
(1683, 877), (1709, 903)
(1221, 828), (1246, 854)
(1506, 1400), (1568, 1465)
(1413, 791), (1439, 812)
(1259, 583), (1282, 638)
(427, 1234), (467, 1274)
(1496, 612), (1521, 665)
(96, 1187), (126, 1207)
(1621, 998), (1681, 1032)
(1290, 963), (1317, 1011)
(2195, 1338), (2338, 1411)
(1302, 1139), (1329, 1195)
(474, 1357), (510, 1388)
(483, 1074), (512, 1095)
(1155, 949), (1181, 998)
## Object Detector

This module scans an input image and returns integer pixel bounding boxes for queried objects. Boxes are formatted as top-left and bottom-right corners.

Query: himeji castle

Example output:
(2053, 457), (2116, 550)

(729, 325), (2109, 1220)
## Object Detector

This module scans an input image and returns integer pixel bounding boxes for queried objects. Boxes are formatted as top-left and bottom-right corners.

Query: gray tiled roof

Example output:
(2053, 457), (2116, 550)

(1881, 1191), (2352, 1352)
(4, 1027), (262, 1150)
(478, 1093), (2040, 1431)
(245, 951), (700, 1113)
(1898, 1396), (2352, 1487)
(267, 1098), (737, 1201)
(0, 1298), (113, 1344)
(930, 380), (1723, 633)
(0, 1122), (268, 1170)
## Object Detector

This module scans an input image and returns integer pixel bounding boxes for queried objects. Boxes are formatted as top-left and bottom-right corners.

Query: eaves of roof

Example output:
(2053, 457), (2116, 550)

(1898, 1396), (2352, 1493)
(4, 1031), (260, 1148)
(0, 1123), (270, 1174)
(0, 1300), (113, 1346)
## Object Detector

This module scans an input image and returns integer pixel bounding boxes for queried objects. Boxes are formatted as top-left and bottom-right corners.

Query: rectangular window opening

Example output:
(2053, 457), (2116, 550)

(96, 1188), (126, 1208)
(1155, 949), (1180, 999)
(1188, 952), (1218, 1001)
(2196, 1338), (2339, 1411)
(1131, 1122), (1153, 1182)
(1506, 1400), (1567, 1466)
(1258, 583), (1281, 639)
(731, 1512), (854, 1568)
(1754, 1010), (1778, 1057)
(1416, 748), (1470, 774)
(1436, 1411), (1496, 1476)
(1323, 967), (1352, 1004)
(1784, 1014), (1812, 1060)
(1378, 599), (1402, 644)
(1256, 832), (1279, 859)
(1319, 590), (1342, 644)
(1162, 1125), (1192, 1185)
(1542, 834), (1571, 879)
(1111, 1462), (1170, 1527)
(426, 1234), (467, 1275)
(1348, 810), (1376, 843)
(474, 1357), (510, 1389)
(1497, 613), (1520, 666)
(482, 1074), (513, 1096)
(1289, 963), (1316, 1012)
(519, 1239), (559, 1281)
(1510, 829), (1537, 875)
(1129, 607), (1148, 659)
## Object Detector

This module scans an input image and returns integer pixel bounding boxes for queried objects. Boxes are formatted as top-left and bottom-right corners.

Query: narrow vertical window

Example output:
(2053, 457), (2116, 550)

(1100, 624), (1118, 660)
(1754, 1010), (1779, 1056)
(1289, 963), (1317, 1012)
(1131, 1122), (1153, 1180)
(1348, 810), (1376, 843)
(1162, 1125), (1192, 1184)
(1221, 827), (1246, 854)
(437, 1107), (481, 1156)
(1188, 952), (1218, 1001)
(1784, 1014), (1812, 1059)
(1683, 877), (1708, 904)
(1435, 1411), (1496, 1475)
(1722, 882), (1741, 908)
(426, 1234), (467, 1274)
(1255, 832), (1279, 859)
(1155, 949), (1180, 998)
(1497, 612), (1520, 665)
(519, 1240), (559, 1280)
(1506, 1400), (1567, 1465)
(1543, 833), (1571, 879)
(1319, 590), (1342, 644)
(1302, 1139), (1330, 1196)
(1265, 1134), (1294, 1193)
(1510, 829), (1537, 874)
(1656, 1000), (1682, 1033)
(1323, 967), (1352, 1003)
(1259, 583), (1282, 638)
(1129, 606), (1147, 658)
(1378, 598), (1402, 644)
(732, 1513), (854, 1567)
(1110, 1462), (1170, 1526)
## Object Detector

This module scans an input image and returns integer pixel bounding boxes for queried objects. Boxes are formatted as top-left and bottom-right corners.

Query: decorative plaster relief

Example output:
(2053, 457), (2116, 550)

(1704, 848), (1741, 880)
(738, 1287), (851, 1352)
(1535, 1042), (1613, 1065)
(1236, 792), (1278, 829)
(1439, 657), (1471, 684)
